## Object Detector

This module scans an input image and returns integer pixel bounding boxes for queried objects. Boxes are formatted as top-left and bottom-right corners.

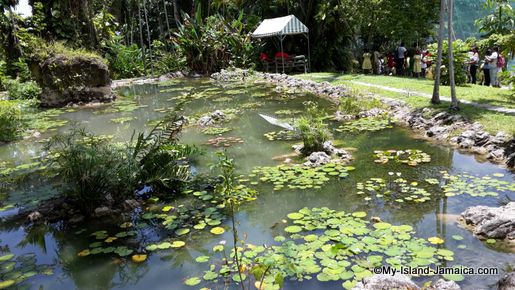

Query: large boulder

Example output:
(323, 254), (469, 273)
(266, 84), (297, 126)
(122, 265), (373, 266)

(352, 273), (420, 290)
(460, 202), (515, 240)
(29, 54), (114, 107)
(497, 272), (515, 290)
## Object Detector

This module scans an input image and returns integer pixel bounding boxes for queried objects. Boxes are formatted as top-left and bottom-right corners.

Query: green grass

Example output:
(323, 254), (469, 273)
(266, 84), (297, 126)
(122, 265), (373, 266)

(298, 73), (515, 136)
(299, 73), (515, 109)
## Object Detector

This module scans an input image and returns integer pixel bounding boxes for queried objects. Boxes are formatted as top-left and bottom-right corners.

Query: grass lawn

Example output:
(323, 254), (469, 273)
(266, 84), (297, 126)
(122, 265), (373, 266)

(298, 73), (515, 136)
(299, 73), (515, 109)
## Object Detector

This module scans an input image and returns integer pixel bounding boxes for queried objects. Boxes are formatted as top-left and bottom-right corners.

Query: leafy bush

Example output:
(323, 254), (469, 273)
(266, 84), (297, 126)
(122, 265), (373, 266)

(173, 12), (255, 74)
(428, 40), (469, 86)
(296, 102), (332, 155)
(46, 113), (198, 215)
(3, 79), (41, 100)
(0, 100), (24, 142)
(105, 42), (146, 79)
(152, 40), (186, 75)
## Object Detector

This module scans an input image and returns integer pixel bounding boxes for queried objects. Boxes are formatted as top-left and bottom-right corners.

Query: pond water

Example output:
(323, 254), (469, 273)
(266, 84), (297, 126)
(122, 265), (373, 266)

(0, 78), (514, 290)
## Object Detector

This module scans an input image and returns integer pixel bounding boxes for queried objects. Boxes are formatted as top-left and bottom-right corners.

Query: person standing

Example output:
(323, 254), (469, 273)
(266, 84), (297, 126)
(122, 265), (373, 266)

(482, 49), (492, 87)
(396, 42), (407, 76)
(413, 50), (422, 78)
(487, 47), (499, 87)
(362, 49), (373, 74)
(373, 50), (381, 74)
(468, 47), (479, 84)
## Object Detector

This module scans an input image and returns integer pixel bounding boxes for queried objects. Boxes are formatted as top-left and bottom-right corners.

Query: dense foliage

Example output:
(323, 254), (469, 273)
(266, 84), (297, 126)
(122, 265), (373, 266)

(45, 113), (198, 214)
(429, 40), (470, 86)
(296, 101), (331, 155)
(0, 100), (23, 142)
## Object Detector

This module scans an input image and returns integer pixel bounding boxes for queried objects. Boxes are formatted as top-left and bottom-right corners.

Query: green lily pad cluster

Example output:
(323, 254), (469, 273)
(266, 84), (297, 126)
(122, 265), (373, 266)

(110, 116), (134, 124)
(76, 225), (139, 258)
(0, 252), (53, 289)
(94, 99), (147, 114)
(240, 102), (263, 110)
(213, 97), (233, 103)
(205, 136), (244, 148)
(274, 109), (302, 116)
(183, 207), (455, 289)
(201, 127), (233, 135)
(357, 173), (432, 203)
(373, 149), (431, 166)
(250, 163), (355, 191)
(263, 130), (301, 141)
(440, 171), (514, 197)
(336, 116), (394, 132)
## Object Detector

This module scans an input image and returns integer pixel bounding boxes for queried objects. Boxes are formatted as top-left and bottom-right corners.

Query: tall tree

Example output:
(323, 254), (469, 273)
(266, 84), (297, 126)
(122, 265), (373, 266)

(448, 0), (458, 110)
(432, 0), (446, 104)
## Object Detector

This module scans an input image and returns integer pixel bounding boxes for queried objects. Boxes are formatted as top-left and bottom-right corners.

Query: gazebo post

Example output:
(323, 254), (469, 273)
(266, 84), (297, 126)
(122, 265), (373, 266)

(280, 34), (285, 73)
(306, 32), (311, 73)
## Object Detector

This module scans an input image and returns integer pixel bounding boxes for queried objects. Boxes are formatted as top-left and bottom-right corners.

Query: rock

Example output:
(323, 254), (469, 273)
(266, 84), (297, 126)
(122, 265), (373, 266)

(427, 279), (461, 290)
(426, 126), (448, 138)
(358, 108), (387, 118)
(29, 54), (114, 107)
(473, 131), (491, 146)
(490, 132), (511, 145)
(198, 115), (215, 126)
(32, 131), (41, 138)
(487, 148), (505, 161)
(352, 273), (420, 290)
(304, 152), (331, 167)
(94, 206), (112, 218)
(497, 272), (515, 290)
(504, 139), (515, 168)
(198, 110), (226, 127)
(460, 202), (515, 240)
(335, 111), (355, 121)
(69, 214), (85, 224)
(123, 199), (140, 211)
(27, 211), (43, 222)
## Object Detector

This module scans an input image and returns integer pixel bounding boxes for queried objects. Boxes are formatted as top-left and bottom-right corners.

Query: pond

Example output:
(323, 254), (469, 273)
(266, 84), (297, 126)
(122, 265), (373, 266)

(0, 78), (514, 290)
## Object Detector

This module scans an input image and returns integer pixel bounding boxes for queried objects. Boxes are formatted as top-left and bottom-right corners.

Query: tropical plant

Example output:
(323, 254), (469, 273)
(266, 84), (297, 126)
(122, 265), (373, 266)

(105, 42), (147, 79)
(475, 0), (515, 36)
(429, 40), (470, 87)
(296, 101), (331, 155)
(0, 100), (23, 143)
(3, 79), (41, 100)
(45, 112), (198, 215)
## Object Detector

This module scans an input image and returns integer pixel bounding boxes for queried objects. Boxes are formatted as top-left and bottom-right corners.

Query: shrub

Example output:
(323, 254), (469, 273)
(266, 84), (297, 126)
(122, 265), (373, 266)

(296, 102), (332, 155)
(428, 40), (469, 86)
(105, 42), (146, 79)
(173, 12), (255, 74)
(3, 79), (41, 100)
(0, 100), (24, 142)
(46, 113), (198, 215)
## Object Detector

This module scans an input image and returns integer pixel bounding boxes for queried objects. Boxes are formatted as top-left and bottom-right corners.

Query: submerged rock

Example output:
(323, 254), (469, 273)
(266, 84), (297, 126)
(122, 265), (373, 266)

(352, 273), (420, 290)
(497, 272), (515, 290)
(27, 211), (43, 222)
(460, 202), (515, 240)
(427, 279), (461, 290)
(198, 110), (226, 126)
(304, 152), (331, 167)
(30, 54), (114, 107)
(94, 206), (112, 218)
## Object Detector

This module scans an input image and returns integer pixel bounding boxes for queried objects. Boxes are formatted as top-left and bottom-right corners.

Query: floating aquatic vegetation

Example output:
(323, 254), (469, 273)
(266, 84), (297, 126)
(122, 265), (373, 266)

(240, 102), (263, 110)
(336, 116), (394, 132)
(264, 130), (301, 141)
(94, 99), (147, 114)
(213, 97), (232, 103)
(274, 109), (302, 116)
(24, 108), (68, 135)
(0, 251), (54, 289)
(205, 137), (244, 147)
(157, 79), (184, 87)
(356, 172), (432, 204)
(110, 116), (134, 124)
(250, 163), (355, 191)
(439, 171), (514, 198)
(202, 127), (233, 135)
(184, 207), (455, 289)
(373, 149), (431, 166)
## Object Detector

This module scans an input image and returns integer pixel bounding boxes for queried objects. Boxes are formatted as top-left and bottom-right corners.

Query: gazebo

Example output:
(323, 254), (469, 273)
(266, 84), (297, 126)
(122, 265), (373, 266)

(251, 15), (310, 73)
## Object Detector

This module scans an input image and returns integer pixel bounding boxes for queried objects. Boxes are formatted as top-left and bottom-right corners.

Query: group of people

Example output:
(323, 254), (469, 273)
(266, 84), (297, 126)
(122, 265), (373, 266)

(467, 46), (504, 87)
(362, 43), (432, 78)
(362, 43), (506, 88)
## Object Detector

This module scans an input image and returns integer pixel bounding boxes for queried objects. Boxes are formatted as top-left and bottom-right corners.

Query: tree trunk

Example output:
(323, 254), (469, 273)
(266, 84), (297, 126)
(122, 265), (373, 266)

(432, 0), (446, 104)
(143, 0), (154, 75)
(172, 0), (180, 27)
(448, 0), (458, 110)
(163, 0), (171, 38)
(138, 2), (147, 71)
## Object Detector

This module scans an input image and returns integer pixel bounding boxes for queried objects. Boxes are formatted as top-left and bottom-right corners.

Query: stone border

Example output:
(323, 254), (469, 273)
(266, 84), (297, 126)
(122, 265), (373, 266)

(211, 69), (515, 169)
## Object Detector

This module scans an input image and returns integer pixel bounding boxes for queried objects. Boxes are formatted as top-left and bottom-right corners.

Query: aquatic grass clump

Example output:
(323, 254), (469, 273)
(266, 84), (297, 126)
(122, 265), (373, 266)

(296, 101), (332, 155)
(374, 149), (431, 166)
(183, 207), (456, 289)
(250, 163), (355, 191)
